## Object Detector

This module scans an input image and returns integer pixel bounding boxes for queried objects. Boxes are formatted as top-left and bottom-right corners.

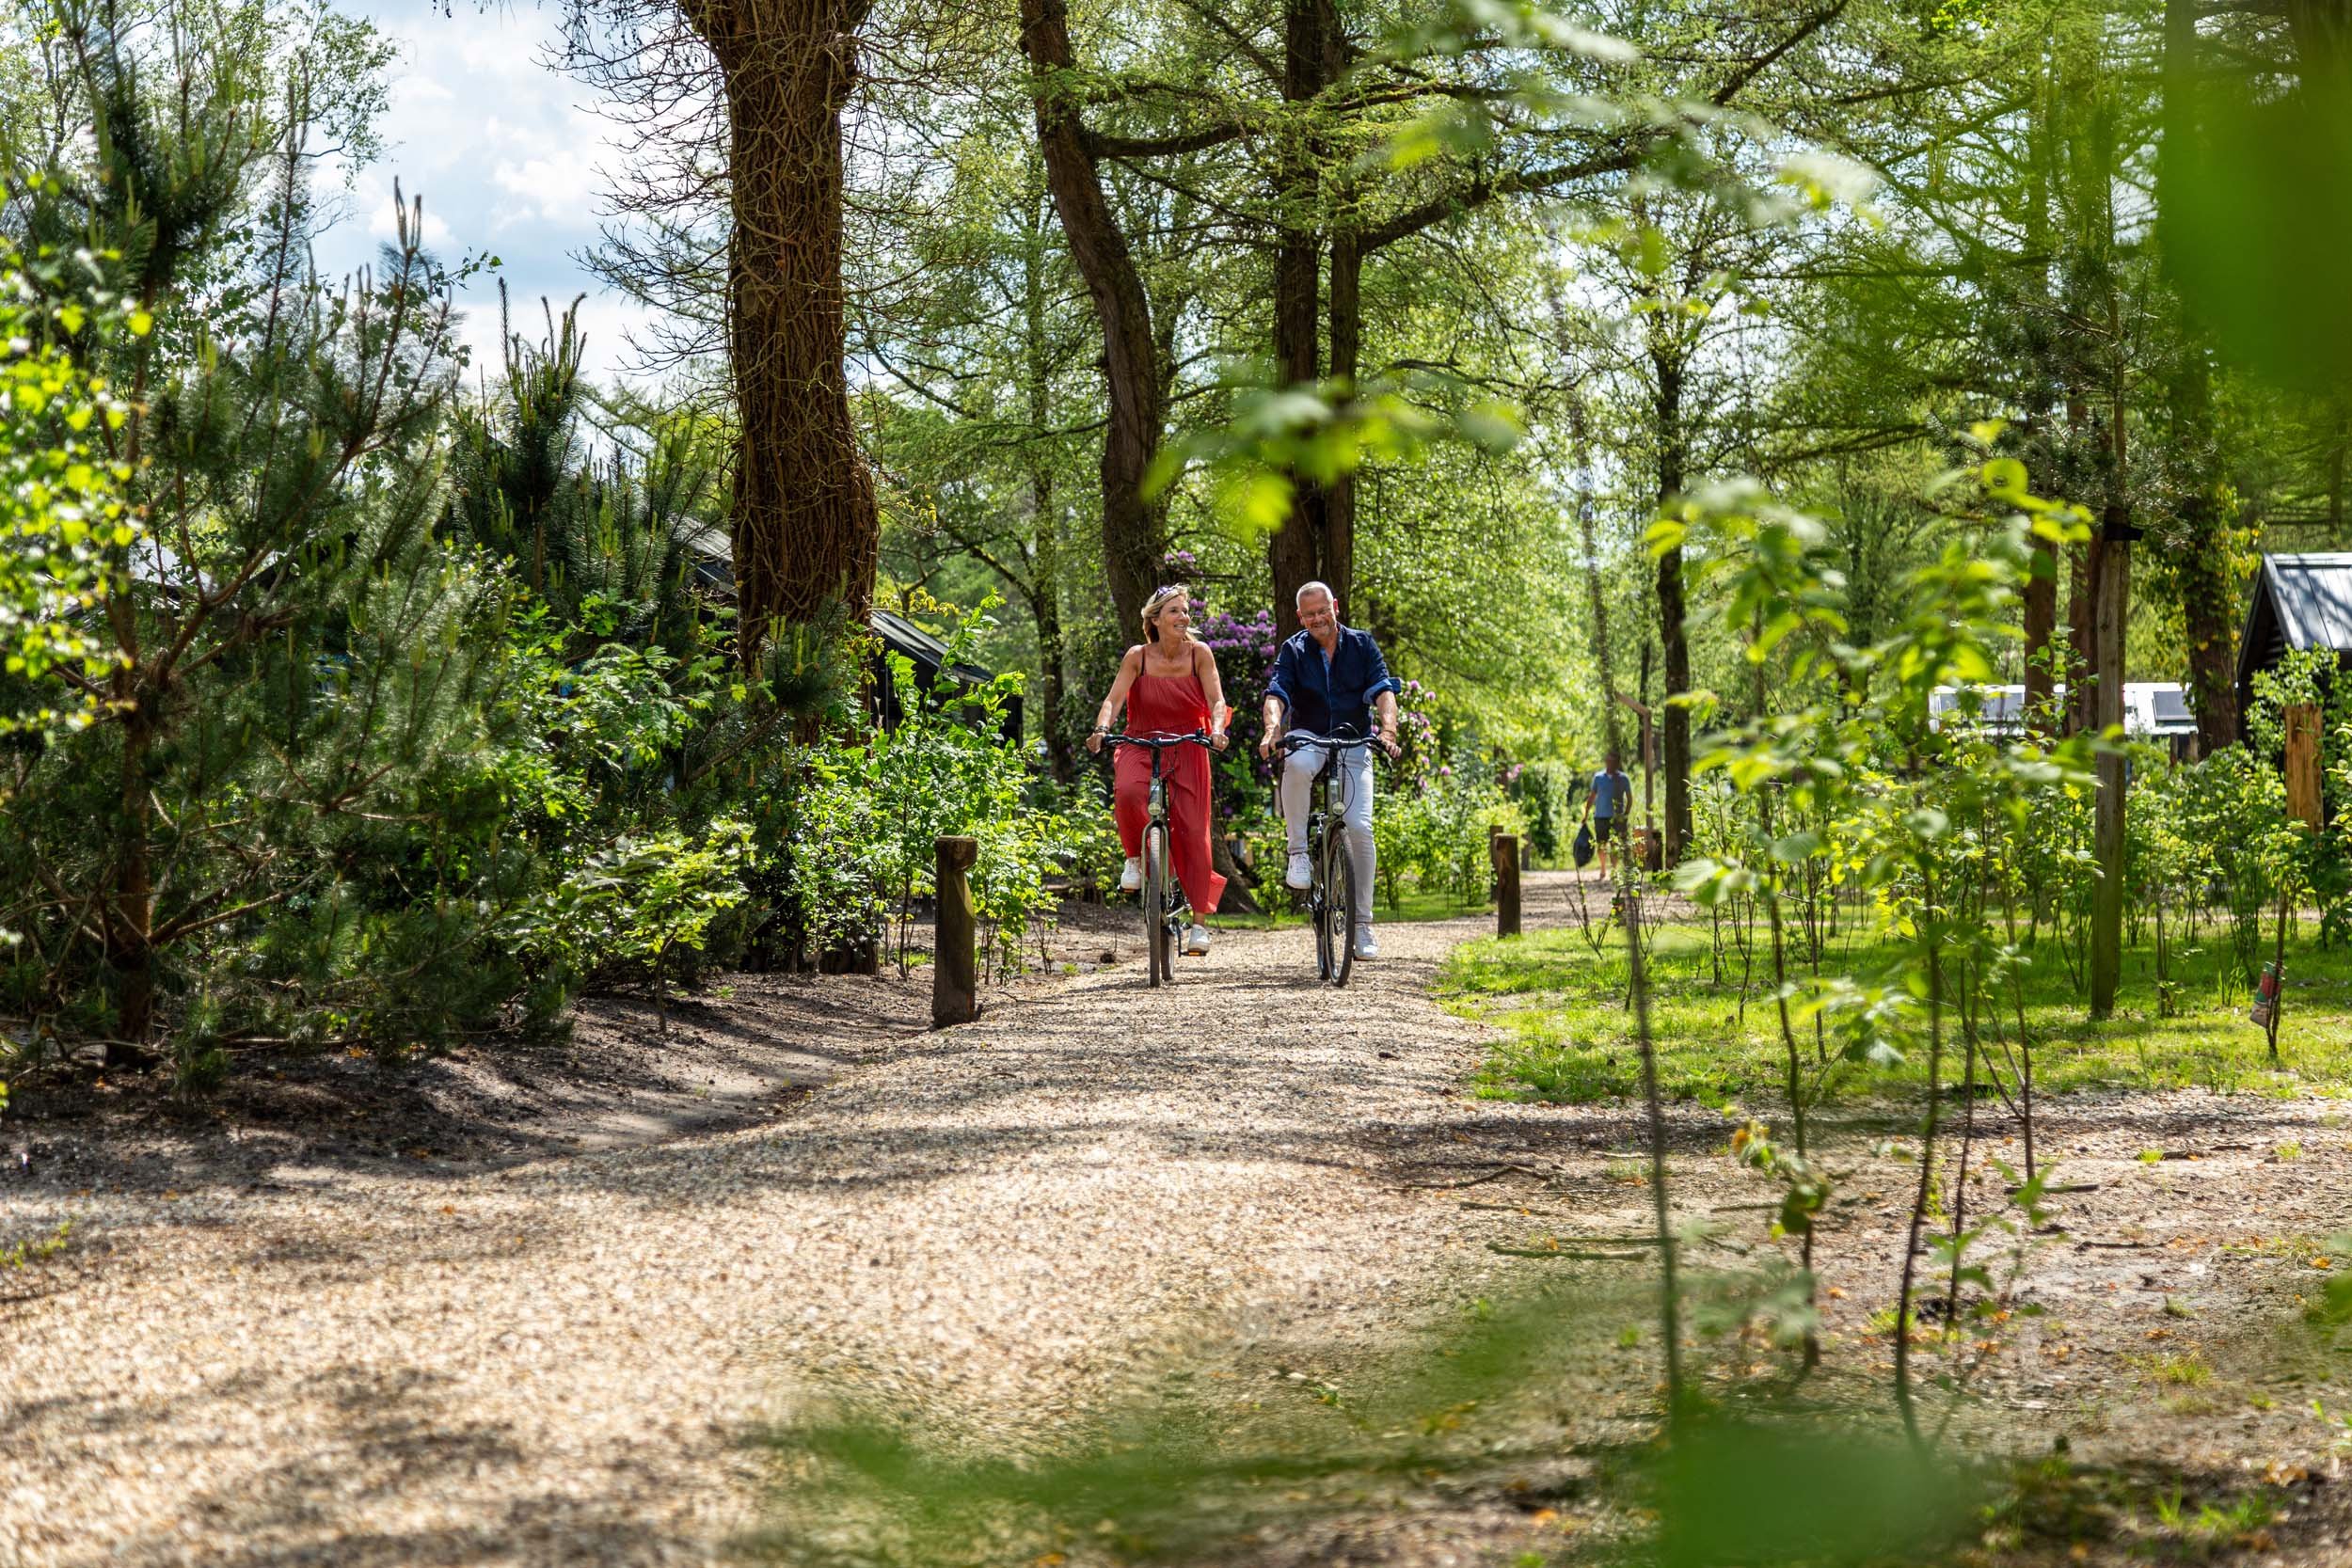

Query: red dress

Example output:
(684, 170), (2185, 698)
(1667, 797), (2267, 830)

(1113, 664), (1227, 916)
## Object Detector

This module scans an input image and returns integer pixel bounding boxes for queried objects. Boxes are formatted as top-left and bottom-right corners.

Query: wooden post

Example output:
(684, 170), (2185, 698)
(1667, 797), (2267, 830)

(2286, 704), (2323, 829)
(933, 835), (978, 1028)
(1490, 830), (1521, 938)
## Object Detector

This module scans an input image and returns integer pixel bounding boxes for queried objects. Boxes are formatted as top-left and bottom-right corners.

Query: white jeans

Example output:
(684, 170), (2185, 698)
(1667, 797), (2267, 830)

(1279, 735), (1375, 924)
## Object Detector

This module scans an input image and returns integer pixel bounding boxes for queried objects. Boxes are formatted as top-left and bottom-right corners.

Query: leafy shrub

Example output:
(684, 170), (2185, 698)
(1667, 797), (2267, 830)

(751, 604), (1090, 980)
(1373, 758), (1525, 911)
(1510, 761), (1576, 863)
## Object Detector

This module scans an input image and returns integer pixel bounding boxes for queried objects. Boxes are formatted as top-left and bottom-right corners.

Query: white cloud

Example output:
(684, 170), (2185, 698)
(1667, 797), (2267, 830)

(489, 133), (609, 226)
(308, 2), (660, 388)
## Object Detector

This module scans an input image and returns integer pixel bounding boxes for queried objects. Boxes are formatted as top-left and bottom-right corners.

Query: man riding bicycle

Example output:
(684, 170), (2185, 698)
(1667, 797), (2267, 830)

(1259, 581), (1402, 960)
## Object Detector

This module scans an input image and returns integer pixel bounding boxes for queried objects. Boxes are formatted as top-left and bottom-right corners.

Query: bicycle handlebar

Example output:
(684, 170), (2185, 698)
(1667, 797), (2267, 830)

(1276, 731), (1393, 758)
(1103, 730), (1216, 751)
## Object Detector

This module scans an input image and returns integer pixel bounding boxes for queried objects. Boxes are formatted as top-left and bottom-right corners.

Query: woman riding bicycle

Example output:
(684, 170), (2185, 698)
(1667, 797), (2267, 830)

(1087, 584), (1231, 955)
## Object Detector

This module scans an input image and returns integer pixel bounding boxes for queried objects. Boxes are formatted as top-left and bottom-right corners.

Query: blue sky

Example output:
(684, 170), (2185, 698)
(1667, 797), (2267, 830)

(311, 1), (656, 386)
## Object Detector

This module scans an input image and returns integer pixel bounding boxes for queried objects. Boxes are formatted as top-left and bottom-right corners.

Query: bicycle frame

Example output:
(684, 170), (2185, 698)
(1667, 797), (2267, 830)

(1278, 730), (1379, 987)
(1104, 730), (1212, 987)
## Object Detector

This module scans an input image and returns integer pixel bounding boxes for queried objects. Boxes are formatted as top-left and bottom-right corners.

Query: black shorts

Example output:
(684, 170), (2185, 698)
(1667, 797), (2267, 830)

(1595, 815), (1629, 843)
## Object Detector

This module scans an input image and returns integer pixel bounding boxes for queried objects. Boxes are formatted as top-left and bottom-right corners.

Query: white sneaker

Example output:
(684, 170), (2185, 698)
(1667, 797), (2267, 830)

(1119, 856), (1142, 892)
(1353, 928), (1379, 960)
(1184, 923), (1211, 956)
(1284, 852), (1312, 891)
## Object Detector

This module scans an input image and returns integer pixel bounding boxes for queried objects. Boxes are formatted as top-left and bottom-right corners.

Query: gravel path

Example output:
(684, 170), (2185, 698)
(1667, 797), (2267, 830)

(12, 877), (2350, 1566)
(1, 907), (1537, 1568)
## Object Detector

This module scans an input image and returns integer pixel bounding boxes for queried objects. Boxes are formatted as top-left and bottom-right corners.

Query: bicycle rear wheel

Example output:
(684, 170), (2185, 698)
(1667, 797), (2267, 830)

(1324, 828), (1357, 988)
(1144, 823), (1172, 987)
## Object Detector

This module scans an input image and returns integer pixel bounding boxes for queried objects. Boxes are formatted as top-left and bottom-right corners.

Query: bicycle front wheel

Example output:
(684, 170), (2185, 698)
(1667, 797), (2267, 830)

(1324, 829), (1357, 988)
(1144, 823), (1172, 988)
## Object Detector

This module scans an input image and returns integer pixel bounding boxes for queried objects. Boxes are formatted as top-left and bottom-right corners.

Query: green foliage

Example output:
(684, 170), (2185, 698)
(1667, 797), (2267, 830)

(1510, 759), (1576, 863)
(750, 1270), (1982, 1568)
(0, 247), (136, 738)
(0, 1219), (71, 1271)
(751, 605), (1094, 980)
(443, 290), (716, 662)
(0, 8), (548, 1061)
(533, 819), (753, 990)
(1371, 756), (1523, 911)
(0, 4), (775, 1067)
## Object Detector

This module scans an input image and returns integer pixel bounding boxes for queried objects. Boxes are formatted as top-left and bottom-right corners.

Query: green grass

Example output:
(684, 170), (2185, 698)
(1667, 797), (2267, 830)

(1438, 913), (2352, 1108)
(1216, 880), (1489, 931)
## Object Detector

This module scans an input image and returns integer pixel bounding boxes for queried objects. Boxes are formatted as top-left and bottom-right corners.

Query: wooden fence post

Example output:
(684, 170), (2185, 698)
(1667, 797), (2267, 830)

(1490, 830), (1521, 939)
(2286, 704), (2324, 830)
(933, 835), (978, 1027)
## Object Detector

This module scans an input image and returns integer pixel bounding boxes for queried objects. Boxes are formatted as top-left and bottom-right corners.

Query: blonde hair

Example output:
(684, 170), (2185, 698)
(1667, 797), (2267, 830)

(1141, 583), (1192, 644)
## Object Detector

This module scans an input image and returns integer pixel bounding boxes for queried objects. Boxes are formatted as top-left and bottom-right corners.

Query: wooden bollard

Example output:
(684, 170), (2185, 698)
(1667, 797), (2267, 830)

(1490, 830), (1521, 939)
(2286, 704), (2324, 829)
(933, 835), (978, 1027)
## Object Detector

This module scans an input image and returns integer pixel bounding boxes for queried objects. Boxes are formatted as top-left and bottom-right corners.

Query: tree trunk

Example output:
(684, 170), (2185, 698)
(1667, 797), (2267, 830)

(107, 709), (158, 1053)
(1325, 231), (1360, 613)
(1267, 0), (1346, 641)
(1655, 359), (1692, 864)
(1029, 480), (1073, 782)
(2169, 341), (2238, 753)
(2178, 495), (2238, 752)
(2067, 535), (2095, 734)
(2021, 62), (2059, 736)
(1019, 0), (1166, 634)
(697, 0), (880, 654)
(2090, 507), (2133, 1017)
(2023, 530), (2058, 731)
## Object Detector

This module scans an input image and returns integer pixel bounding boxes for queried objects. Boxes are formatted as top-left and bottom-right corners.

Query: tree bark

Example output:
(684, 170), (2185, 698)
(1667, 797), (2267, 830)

(694, 0), (879, 654)
(2177, 496), (2238, 753)
(107, 709), (158, 1053)
(1654, 358), (1692, 864)
(2023, 530), (2058, 731)
(1325, 230), (1360, 611)
(2089, 507), (2133, 1017)
(1018, 0), (1166, 634)
(1268, 0), (1346, 641)
(2067, 536), (2096, 734)
(2021, 57), (2059, 736)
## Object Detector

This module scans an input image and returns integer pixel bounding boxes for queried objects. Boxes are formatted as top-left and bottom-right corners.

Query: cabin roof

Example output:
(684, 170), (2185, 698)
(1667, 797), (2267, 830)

(2238, 553), (2352, 693)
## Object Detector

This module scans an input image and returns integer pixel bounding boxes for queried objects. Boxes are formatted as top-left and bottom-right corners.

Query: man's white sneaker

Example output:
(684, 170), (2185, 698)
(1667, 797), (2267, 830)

(1284, 852), (1312, 891)
(1184, 923), (1212, 956)
(1119, 856), (1142, 893)
(1353, 929), (1379, 960)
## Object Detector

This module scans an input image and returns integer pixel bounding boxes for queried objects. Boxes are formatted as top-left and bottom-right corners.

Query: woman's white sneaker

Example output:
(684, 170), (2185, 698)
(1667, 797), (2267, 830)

(1184, 923), (1212, 956)
(1120, 856), (1142, 892)
(1353, 928), (1379, 959)
(1285, 852), (1313, 890)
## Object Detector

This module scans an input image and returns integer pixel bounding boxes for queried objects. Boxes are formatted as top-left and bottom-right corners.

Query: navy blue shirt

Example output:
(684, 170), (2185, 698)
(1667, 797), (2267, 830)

(1266, 625), (1401, 737)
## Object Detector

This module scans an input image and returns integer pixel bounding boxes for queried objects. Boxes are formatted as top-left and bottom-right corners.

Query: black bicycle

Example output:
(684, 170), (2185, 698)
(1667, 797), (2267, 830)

(1103, 730), (1214, 988)
(1277, 731), (1383, 987)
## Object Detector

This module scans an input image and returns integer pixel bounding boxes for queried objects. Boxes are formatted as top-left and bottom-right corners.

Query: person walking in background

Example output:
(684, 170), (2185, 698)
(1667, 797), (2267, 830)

(1088, 584), (1231, 955)
(1581, 750), (1632, 878)
(1259, 581), (1401, 960)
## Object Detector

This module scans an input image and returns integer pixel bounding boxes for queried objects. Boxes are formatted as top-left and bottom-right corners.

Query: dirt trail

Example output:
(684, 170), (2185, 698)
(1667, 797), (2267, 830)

(0, 904), (1555, 1567)
(5, 875), (2348, 1566)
